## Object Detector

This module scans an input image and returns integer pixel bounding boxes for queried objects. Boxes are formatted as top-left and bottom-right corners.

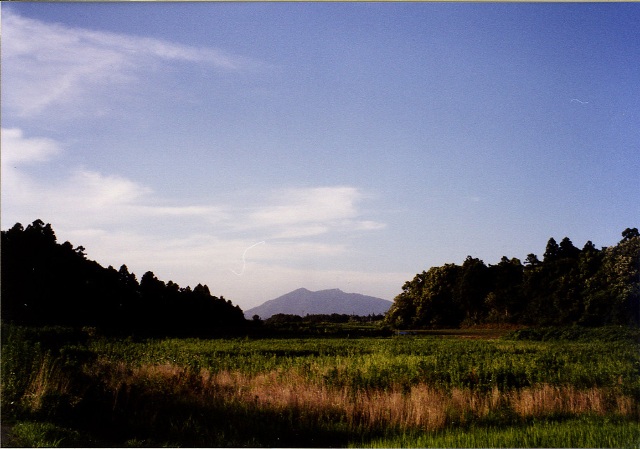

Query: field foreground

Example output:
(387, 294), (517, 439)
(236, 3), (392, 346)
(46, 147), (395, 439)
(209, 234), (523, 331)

(1, 325), (639, 447)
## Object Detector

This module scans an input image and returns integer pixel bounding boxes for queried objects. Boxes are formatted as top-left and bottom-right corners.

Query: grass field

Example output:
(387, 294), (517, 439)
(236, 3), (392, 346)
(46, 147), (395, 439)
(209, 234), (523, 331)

(1, 324), (638, 447)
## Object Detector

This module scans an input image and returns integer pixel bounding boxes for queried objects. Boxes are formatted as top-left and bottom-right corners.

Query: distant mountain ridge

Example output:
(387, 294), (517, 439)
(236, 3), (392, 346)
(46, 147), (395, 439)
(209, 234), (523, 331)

(245, 288), (392, 319)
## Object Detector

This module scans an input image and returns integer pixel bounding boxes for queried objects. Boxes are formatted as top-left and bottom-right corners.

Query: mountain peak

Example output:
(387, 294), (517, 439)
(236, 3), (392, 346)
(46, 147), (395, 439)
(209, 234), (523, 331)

(245, 287), (392, 319)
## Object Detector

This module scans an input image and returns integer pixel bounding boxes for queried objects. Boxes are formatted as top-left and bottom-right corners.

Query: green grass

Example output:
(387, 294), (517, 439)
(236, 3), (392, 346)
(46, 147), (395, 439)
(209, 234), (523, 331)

(362, 417), (640, 448)
(2, 323), (639, 447)
(85, 333), (640, 393)
(2, 421), (99, 448)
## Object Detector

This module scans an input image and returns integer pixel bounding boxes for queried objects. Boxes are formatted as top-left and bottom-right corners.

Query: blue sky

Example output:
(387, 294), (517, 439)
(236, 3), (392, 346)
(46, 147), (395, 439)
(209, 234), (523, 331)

(2, 3), (639, 310)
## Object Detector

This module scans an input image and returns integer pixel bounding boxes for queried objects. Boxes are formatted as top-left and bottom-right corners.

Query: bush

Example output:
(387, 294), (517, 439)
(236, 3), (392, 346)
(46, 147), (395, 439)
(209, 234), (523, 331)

(505, 326), (640, 342)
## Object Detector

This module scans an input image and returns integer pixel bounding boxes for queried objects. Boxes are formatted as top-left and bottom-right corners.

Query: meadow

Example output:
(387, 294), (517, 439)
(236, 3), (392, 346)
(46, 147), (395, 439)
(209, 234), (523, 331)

(1, 324), (639, 447)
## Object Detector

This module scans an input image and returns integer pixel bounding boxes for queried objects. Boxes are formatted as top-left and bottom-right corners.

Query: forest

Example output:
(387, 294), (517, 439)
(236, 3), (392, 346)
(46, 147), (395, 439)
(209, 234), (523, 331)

(2, 220), (639, 335)
(386, 228), (640, 329)
(1, 220), (247, 336)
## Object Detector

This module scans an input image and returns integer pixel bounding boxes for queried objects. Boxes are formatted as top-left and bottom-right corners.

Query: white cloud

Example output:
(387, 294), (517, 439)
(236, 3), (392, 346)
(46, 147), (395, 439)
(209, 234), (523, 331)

(1, 129), (228, 229)
(249, 186), (386, 238)
(251, 187), (361, 226)
(2, 10), (259, 117)
(271, 225), (331, 239)
(1, 128), (389, 309)
(1, 128), (63, 165)
(2, 128), (384, 236)
(354, 220), (388, 231)
(65, 170), (150, 209)
(138, 205), (224, 218)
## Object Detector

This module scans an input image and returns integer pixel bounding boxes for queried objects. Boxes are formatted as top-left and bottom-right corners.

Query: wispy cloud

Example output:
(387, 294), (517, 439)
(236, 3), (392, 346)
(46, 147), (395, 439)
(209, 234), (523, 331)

(2, 9), (260, 117)
(1, 128), (226, 229)
(354, 220), (387, 231)
(0, 128), (63, 165)
(251, 187), (360, 226)
(2, 128), (384, 235)
(249, 187), (386, 238)
(1, 128), (387, 306)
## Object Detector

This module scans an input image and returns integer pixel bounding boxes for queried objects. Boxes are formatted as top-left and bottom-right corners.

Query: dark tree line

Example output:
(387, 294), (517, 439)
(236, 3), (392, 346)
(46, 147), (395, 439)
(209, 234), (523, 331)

(262, 313), (386, 326)
(1, 220), (247, 336)
(253, 313), (391, 338)
(386, 228), (640, 328)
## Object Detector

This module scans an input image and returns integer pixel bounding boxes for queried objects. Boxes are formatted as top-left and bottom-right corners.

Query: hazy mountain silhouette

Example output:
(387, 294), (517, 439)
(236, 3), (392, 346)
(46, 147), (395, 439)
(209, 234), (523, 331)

(245, 288), (392, 319)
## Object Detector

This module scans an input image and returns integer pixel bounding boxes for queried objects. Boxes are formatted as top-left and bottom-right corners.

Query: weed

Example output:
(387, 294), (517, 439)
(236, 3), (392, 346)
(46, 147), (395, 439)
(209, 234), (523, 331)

(4, 421), (93, 447)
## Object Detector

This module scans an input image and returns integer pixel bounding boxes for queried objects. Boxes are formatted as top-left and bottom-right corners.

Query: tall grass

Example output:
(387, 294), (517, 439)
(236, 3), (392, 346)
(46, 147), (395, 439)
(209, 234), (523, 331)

(2, 324), (638, 447)
(114, 363), (637, 421)
(86, 336), (640, 394)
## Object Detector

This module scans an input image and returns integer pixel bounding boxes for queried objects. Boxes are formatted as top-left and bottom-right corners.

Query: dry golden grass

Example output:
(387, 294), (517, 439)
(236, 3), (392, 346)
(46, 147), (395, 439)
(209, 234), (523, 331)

(509, 384), (634, 417)
(23, 356), (72, 410)
(21, 356), (635, 436)
(74, 361), (636, 433)
(13, 354), (637, 449)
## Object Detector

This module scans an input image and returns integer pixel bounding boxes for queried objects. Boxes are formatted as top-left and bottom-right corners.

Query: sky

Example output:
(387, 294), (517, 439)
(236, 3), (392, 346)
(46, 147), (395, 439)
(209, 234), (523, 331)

(2, 2), (639, 310)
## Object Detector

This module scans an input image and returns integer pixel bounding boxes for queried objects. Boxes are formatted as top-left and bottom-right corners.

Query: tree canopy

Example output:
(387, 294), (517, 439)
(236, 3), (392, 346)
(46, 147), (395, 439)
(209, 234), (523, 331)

(386, 229), (639, 328)
(1, 220), (247, 336)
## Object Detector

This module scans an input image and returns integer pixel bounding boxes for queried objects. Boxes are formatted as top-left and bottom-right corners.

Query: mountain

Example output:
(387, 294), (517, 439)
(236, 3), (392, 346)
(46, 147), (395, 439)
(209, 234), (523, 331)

(244, 288), (393, 319)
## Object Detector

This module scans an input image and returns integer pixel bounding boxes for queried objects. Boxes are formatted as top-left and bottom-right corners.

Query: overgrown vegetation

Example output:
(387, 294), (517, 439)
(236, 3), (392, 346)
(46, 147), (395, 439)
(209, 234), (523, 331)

(2, 323), (638, 447)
